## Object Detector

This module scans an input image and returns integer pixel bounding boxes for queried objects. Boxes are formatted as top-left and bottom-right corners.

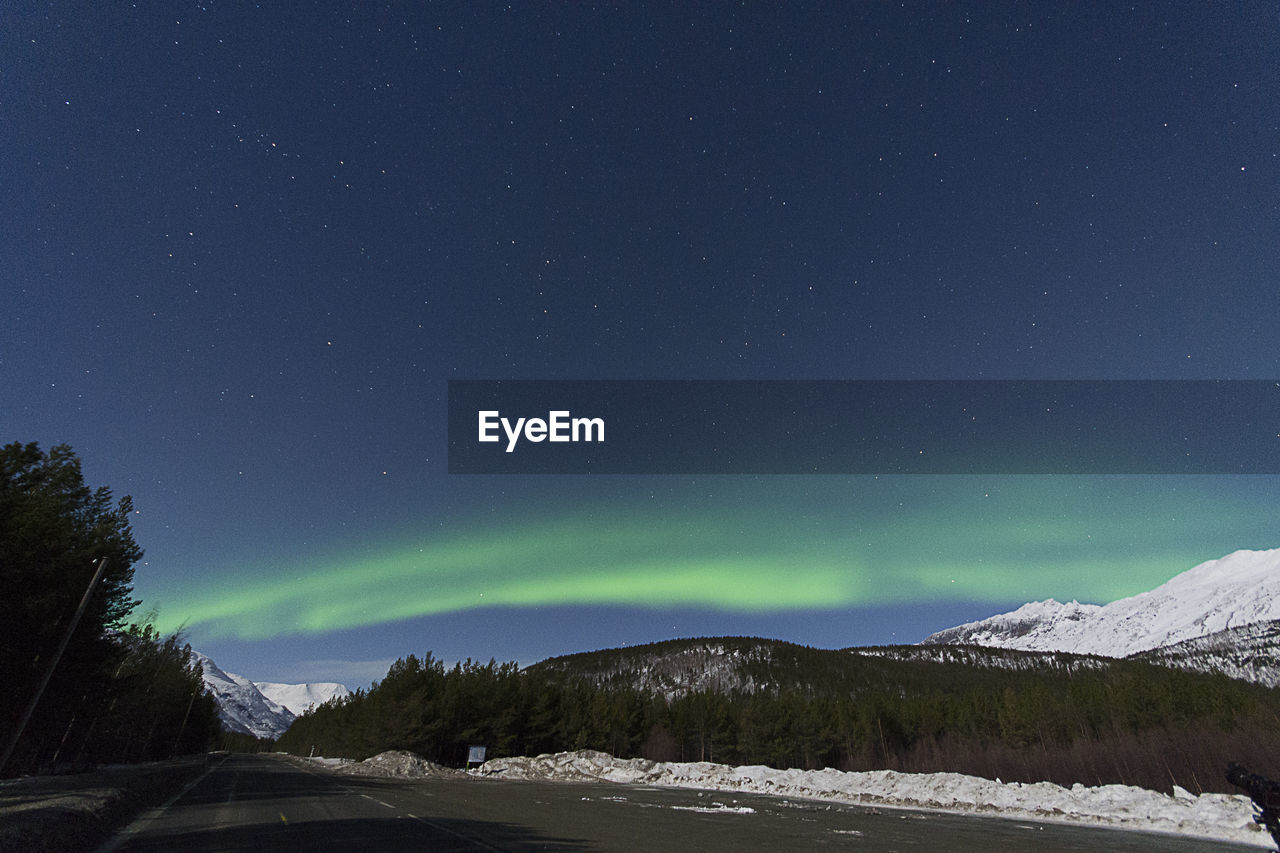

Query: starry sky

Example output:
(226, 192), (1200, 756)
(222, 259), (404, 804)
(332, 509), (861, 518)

(4, 2), (1279, 687)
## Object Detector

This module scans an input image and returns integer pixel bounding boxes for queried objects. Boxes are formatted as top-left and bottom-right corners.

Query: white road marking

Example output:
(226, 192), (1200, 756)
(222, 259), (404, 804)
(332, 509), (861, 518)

(94, 755), (230, 853)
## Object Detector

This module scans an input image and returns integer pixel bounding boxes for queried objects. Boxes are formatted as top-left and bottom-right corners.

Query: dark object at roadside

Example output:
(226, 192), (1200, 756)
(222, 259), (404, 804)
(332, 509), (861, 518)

(1227, 762), (1280, 850)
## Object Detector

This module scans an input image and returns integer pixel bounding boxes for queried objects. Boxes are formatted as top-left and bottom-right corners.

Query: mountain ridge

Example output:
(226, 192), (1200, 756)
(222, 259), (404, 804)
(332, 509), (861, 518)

(253, 681), (351, 716)
(192, 651), (296, 739)
(1130, 618), (1280, 687)
(923, 548), (1280, 682)
(197, 548), (1278, 732)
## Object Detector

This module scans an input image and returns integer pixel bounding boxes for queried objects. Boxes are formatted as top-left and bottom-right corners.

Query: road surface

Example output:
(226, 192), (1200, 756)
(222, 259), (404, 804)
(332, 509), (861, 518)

(99, 753), (1258, 852)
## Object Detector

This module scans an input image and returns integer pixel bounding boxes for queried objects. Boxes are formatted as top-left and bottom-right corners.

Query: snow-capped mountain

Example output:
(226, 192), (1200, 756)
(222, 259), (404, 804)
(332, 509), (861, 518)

(192, 651), (296, 740)
(254, 680), (350, 716)
(924, 548), (1280, 662)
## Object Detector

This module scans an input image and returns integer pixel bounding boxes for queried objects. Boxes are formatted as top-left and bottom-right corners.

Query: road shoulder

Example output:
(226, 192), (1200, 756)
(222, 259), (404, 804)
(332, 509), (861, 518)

(0, 755), (219, 853)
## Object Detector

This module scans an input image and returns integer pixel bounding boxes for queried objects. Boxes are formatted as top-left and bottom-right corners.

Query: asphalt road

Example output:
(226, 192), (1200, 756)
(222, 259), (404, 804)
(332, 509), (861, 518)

(98, 753), (1259, 852)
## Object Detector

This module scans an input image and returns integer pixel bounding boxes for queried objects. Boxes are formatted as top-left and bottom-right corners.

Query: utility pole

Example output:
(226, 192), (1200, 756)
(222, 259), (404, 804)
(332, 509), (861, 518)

(0, 557), (109, 776)
(172, 686), (200, 757)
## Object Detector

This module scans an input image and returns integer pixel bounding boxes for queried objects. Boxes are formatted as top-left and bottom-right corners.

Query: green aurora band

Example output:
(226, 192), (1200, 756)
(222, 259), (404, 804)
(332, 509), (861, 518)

(151, 475), (1273, 641)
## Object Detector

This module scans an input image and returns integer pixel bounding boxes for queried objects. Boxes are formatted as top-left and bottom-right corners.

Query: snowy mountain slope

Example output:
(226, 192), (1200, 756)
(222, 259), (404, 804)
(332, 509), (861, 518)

(1130, 618), (1280, 688)
(852, 643), (1114, 674)
(921, 600), (1102, 650)
(924, 548), (1280, 661)
(192, 651), (296, 739)
(254, 681), (350, 716)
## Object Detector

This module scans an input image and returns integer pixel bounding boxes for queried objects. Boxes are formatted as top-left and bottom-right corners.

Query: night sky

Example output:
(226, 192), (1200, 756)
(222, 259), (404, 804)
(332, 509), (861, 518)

(4, 3), (1279, 687)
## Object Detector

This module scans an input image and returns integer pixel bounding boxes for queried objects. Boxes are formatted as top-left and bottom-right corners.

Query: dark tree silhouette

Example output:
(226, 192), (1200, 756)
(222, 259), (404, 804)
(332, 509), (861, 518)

(1, 442), (218, 774)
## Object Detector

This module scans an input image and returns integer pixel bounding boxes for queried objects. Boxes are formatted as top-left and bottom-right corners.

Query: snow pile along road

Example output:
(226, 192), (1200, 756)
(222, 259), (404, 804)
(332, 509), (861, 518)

(336, 750), (458, 778)
(476, 750), (1268, 848)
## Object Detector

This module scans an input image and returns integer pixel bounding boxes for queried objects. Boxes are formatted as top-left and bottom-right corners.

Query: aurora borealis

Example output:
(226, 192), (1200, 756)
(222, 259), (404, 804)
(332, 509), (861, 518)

(5, 3), (1280, 686)
(145, 475), (1280, 681)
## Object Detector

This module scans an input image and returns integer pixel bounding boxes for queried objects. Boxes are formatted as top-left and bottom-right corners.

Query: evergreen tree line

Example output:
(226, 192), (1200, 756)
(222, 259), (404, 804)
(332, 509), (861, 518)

(275, 646), (1280, 795)
(2, 623), (222, 774)
(1, 442), (221, 775)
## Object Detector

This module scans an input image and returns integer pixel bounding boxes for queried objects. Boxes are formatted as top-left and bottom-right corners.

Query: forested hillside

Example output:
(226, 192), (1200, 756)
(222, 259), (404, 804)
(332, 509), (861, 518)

(276, 638), (1280, 794)
(1132, 619), (1280, 688)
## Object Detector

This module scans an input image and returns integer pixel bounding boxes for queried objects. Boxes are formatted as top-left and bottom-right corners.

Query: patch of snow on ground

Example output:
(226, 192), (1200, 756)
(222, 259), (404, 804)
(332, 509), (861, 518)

(670, 803), (756, 814)
(475, 750), (1269, 848)
(290, 754), (353, 768)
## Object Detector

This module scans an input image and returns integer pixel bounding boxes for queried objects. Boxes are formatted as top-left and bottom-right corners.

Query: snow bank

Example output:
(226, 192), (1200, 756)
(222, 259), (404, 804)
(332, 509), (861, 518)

(476, 750), (1269, 847)
(336, 750), (457, 778)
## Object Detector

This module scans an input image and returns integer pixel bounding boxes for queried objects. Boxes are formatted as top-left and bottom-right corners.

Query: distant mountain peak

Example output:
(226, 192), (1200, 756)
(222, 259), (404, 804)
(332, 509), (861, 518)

(924, 548), (1280, 660)
(193, 651), (352, 739)
(254, 681), (350, 716)
(926, 598), (1101, 648)
(193, 651), (296, 740)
